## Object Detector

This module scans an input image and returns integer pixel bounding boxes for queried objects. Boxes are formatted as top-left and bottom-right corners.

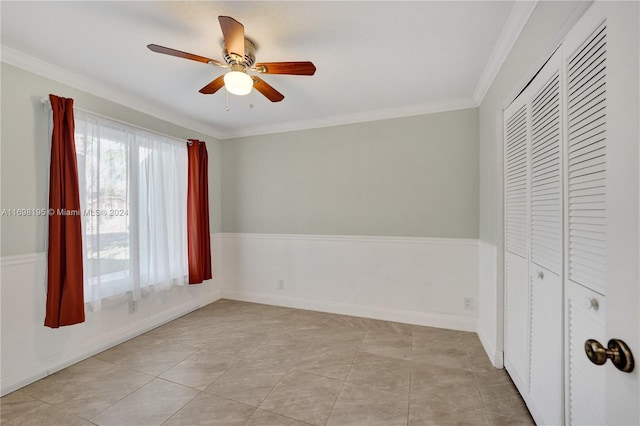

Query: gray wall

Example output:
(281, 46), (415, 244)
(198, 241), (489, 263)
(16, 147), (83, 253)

(0, 63), (222, 256)
(222, 108), (479, 238)
(478, 1), (590, 244)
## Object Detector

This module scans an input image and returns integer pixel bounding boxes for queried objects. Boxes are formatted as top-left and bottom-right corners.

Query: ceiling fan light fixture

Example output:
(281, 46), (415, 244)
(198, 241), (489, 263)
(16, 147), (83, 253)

(148, 16), (315, 102)
(224, 71), (253, 96)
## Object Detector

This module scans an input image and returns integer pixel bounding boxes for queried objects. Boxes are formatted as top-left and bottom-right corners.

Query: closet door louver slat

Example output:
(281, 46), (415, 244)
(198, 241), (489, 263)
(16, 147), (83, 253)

(505, 105), (529, 258)
(567, 21), (607, 295)
(531, 73), (562, 273)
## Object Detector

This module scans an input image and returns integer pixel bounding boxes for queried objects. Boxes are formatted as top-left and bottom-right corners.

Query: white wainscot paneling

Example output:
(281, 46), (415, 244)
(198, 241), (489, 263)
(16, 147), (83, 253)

(220, 233), (479, 332)
(0, 236), (223, 396)
(477, 240), (503, 367)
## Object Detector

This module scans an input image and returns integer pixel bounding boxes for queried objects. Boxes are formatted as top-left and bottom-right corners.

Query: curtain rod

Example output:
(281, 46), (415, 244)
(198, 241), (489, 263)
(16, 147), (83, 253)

(40, 97), (197, 146)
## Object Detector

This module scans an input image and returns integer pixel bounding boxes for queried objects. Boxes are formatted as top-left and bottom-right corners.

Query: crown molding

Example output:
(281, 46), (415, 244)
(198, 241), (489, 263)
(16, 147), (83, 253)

(1, 45), (224, 140)
(3, 43), (478, 141)
(216, 97), (478, 139)
(473, 0), (538, 105)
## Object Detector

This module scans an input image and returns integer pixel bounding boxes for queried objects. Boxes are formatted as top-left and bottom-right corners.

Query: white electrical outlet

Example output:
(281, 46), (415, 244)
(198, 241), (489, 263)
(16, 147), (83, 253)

(464, 297), (473, 310)
(129, 300), (137, 314)
(278, 280), (285, 290)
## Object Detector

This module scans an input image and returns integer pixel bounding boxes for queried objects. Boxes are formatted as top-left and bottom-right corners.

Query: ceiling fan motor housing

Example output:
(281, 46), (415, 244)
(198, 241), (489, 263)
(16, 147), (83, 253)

(147, 15), (315, 102)
(223, 38), (256, 69)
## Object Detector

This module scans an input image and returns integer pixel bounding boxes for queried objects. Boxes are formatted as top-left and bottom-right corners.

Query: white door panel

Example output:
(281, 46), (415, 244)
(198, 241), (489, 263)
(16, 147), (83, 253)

(530, 265), (563, 425)
(601, 2), (639, 423)
(505, 251), (530, 391)
(527, 48), (564, 426)
(504, 88), (531, 394)
(566, 282), (606, 425)
(563, 3), (639, 424)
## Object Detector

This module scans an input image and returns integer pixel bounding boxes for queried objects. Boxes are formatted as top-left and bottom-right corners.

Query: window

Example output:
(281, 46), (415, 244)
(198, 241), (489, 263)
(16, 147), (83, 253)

(74, 110), (188, 310)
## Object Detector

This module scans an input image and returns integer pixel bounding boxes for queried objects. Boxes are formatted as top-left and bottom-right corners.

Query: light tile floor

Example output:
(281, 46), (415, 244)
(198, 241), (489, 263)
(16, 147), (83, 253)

(1, 300), (535, 425)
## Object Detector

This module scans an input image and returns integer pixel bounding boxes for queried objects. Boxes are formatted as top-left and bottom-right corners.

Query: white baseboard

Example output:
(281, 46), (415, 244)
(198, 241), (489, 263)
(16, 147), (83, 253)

(222, 289), (476, 332)
(220, 233), (479, 334)
(478, 324), (503, 368)
(1, 290), (221, 396)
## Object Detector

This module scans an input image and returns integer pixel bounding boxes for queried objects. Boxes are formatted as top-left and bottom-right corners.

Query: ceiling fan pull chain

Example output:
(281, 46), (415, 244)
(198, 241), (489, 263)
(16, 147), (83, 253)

(225, 89), (230, 112)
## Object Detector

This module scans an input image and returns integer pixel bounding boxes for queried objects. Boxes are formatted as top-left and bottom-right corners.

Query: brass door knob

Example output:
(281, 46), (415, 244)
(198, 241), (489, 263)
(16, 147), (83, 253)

(585, 339), (635, 372)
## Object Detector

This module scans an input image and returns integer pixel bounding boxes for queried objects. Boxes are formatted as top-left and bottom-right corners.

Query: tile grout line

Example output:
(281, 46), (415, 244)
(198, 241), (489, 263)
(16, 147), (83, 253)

(253, 408), (317, 426)
(1, 401), (48, 426)
(407, 332), (415, 426)
(6, 300), (526, 425)
(323, 325), (369, 426)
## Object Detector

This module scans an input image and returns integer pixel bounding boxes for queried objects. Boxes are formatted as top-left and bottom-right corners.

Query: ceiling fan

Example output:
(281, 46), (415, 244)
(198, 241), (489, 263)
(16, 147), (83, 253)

(147, 16), (316, 102)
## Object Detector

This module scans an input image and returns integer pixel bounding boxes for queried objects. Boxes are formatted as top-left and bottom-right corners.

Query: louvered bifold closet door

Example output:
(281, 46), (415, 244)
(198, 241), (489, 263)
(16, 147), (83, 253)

(504, 98), (530, 391)
(564, 15), (608, 426)
(527, 50), (563, 426)
(566, 21), (607, 296)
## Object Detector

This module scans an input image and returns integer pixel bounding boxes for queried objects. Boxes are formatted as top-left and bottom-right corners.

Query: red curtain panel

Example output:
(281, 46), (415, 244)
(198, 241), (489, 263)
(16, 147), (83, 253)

(187, 139), (212, 284)
(45, 94), (85, 328)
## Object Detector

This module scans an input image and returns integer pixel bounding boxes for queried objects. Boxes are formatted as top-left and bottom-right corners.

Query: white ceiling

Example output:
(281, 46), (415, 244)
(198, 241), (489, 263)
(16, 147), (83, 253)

(1, 1), (534, 139)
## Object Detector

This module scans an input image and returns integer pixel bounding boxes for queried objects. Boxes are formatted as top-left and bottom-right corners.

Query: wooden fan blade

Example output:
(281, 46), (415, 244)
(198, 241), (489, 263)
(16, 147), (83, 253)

(252, 76), (284, 102)
(254, 61), (316, 75)
(199, 76), (225, 94)
(218, 16), (245, 59)
(147, 44), (223, 66)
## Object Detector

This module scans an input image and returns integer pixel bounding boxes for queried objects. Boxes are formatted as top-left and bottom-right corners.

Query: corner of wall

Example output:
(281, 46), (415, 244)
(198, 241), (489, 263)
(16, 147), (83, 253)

(218, 233), (479, 333)
(477, 239), (502, 367)
(0, 252), (223, 396)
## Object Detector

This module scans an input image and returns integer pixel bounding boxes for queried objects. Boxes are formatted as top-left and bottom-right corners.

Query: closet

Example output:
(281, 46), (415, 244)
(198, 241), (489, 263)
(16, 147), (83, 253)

(501, 2), (639, 425)
(504, 46), (563, 425)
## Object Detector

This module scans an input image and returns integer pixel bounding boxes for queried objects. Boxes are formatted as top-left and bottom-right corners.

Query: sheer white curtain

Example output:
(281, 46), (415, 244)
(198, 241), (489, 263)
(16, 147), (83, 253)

(74, 110), (188, 311)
